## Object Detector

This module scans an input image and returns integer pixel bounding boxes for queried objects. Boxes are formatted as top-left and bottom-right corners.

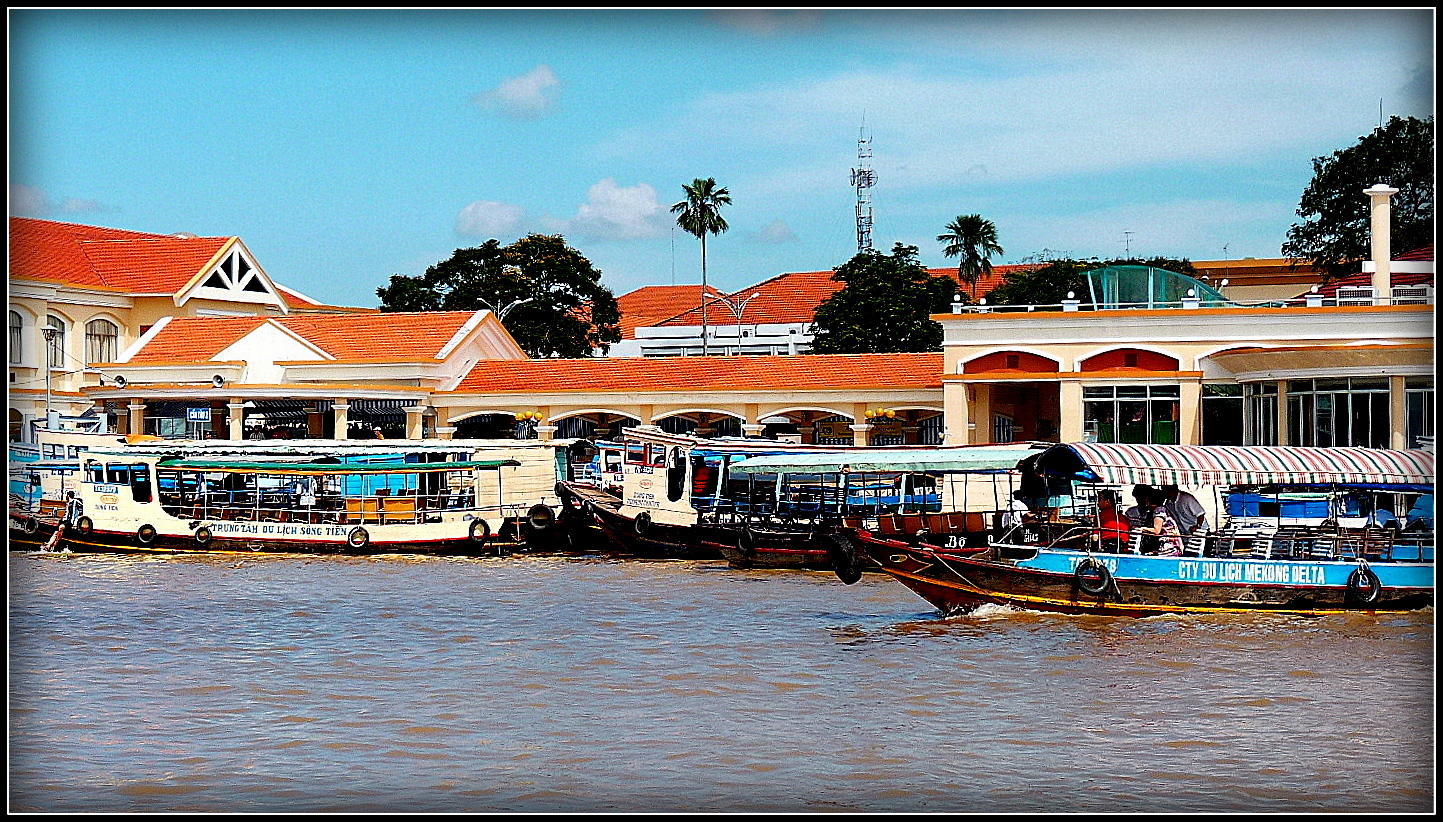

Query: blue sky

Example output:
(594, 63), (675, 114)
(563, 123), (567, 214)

(9, 8), (1434, 308)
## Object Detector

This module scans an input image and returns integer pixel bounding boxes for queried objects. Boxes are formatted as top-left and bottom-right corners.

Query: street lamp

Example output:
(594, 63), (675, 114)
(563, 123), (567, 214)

(704, 292), (761, 355)
(40, 324), (61, 430)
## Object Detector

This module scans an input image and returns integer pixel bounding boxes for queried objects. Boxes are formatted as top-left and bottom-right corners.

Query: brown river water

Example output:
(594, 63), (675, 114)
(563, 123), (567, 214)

(7, 537), (1435, 814)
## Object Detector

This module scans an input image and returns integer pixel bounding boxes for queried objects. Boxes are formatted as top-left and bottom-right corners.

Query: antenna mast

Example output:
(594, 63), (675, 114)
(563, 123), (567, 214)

(850, 125), (875, 252)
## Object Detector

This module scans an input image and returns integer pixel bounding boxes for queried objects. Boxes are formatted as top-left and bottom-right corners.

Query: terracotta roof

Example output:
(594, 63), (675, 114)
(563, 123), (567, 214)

(277, 312), (479, 360)
(1395, 243), (1434, 262)
(125, 311), (483, 364)
(453, 351), (944, 394)
(276, 284), (377, 314)
(1309, 270), (1435, 298)
(123, 316), (269, 364)
(647, 265), (1033, 328)
(9, 216), (230, 292)
(617, 284), (721, 338)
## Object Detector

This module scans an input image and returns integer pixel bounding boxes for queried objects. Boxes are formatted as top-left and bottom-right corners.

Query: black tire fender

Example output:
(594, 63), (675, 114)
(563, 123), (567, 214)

(22, 516), (40, 535)
(468, 518), (491, 544)
(1075, 556), (1113, 596)
(195, 526), (213, 545)
(634, 510), (652, 535)
(1345, 565), (1382, 605)
(136, 523), (158, 545)
(738, 526), (757, 559)
(527, 503), (556, 531)
(74, 515), (93, 535)
(347, 526), (370, 550)
(829, 532), (864, 585)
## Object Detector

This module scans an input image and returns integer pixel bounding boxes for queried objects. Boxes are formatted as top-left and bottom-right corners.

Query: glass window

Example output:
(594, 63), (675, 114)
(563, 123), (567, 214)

(1245, 383), (1279, 446)
(8, 311), (22, 364)
(85, 319), (120, 363)
(44, 315), (67, 368)
(1286, 377), (1390, 448)
(1405, 378), (1433, 449)
(1083, 385), (1180, 444)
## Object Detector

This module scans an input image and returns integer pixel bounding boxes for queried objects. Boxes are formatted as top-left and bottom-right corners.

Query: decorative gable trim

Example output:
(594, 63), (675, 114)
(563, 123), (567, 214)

(175, 239), (288, 311)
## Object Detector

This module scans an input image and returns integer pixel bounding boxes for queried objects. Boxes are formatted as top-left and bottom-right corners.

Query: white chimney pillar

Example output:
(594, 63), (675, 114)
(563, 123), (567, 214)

(1365, 183), (1398, 305)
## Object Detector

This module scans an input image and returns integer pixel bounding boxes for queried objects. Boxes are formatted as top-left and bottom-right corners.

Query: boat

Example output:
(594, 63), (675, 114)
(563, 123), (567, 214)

(722, 445), (1044, 573)
(831, 443), (1434, 616)
(556, 427), (920, 564)
(9, 439), (585, 556)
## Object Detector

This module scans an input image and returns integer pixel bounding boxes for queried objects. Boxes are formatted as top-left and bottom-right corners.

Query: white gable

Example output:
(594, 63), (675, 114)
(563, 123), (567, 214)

(214, 320), (331, 383)
(176, 240), (288, 311)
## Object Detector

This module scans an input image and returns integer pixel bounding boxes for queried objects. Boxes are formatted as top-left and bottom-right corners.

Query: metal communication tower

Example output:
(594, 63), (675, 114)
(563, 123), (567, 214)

(850, 127), (875, 252)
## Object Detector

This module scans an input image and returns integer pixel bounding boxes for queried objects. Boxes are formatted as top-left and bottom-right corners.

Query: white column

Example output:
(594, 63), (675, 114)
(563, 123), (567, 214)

(1366, 183), (1398, 305)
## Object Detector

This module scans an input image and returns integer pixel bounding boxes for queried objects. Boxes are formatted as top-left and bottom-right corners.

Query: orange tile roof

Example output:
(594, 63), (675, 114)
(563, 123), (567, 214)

(648, 265), (1031, 328)
(276, 284), (377, 314)
(125, 311), (482, 364)
(124, 316), (269, 364)
(617, 284), (721, 338)
(9, 216), (230, 292)
(453, 351), (944, 394)
(1395, 243), (1434, 262)
(276, 311), (480, 360)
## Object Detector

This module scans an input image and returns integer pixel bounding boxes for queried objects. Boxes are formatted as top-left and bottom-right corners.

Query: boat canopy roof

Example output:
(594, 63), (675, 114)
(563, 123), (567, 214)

(1034, 443), (1435, 488)
(727, 446), (1041, 476)
(152, 458), (520, 475)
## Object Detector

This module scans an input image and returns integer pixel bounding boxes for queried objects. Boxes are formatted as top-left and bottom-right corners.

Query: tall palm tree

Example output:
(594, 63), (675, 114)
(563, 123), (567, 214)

(671, 177), (731, 355)
(938, 214), (1004, 299)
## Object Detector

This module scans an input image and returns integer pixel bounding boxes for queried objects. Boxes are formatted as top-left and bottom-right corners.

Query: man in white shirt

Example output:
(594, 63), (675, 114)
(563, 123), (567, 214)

(1161, 485), (1207, 535)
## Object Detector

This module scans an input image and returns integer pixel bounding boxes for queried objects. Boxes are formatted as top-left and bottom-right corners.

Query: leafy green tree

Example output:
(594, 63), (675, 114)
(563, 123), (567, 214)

(984, 256), (1198, 306)
(810, 243), (959, 354)
(376, 234), (620, 358)
(670, 177), (731, 355)
(1282, 115), (1434, 282)
(937, 214), (1004, 297)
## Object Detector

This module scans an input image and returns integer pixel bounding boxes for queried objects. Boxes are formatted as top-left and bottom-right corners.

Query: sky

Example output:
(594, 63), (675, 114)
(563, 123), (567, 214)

(8, 8), (1435, 309)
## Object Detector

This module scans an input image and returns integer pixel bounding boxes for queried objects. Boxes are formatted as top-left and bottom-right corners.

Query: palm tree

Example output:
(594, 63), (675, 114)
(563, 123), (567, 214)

(938, 214), (1004, 299)
(671, 177), (731, 355)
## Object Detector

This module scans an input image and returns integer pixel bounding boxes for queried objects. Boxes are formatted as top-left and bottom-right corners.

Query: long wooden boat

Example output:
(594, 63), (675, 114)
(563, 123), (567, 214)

(722, 445), (1045, 573)
(9, 443), (576, 556)
(826, 443), (1434, 616)
(557, 427), (921, 564)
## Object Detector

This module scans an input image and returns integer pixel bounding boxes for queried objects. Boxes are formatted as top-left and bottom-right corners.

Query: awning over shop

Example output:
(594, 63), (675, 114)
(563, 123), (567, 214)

(1035, 442), (1436, 487)
(153, 458), (520, 475)
(727, 445), (1041, 475)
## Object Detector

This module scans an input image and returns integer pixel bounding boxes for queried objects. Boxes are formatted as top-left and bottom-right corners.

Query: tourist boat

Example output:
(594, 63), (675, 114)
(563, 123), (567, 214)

(721, 445), (1044, 572)
(830, 442), (1435, 616)
(9, 439), (582, 556)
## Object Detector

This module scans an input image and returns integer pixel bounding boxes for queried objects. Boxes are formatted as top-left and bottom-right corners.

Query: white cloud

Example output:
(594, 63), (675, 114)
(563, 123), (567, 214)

(474, 64), (560, 119)
(10, 183), (49, 216)
(568, 179), (665, 240)
(708, 10), (824, 36)
(752, 219), (798, 244)
(456, 200), (524, 238)
(599, 15), (1422, 199)
(59, 197), (107, 214)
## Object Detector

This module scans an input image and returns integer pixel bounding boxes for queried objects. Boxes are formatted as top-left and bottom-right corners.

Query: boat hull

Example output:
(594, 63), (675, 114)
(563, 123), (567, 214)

(847, 529), (1435, 617)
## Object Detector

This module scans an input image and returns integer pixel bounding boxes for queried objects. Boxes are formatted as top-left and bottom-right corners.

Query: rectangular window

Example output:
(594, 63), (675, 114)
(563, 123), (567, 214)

(1083, 385), (1180, 444)
(1286, 377), (1390, 448)
(1405, 378), (1434, 449)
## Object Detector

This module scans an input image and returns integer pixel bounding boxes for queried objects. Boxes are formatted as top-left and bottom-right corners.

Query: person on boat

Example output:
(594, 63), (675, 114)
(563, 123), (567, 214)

(63, 490), (83, 525)
(1138, 487), (1183, 556)
(1123, 485), (1153, 530)
(1093, 490), (1130, 553)
(1160, 485), (1207, 535)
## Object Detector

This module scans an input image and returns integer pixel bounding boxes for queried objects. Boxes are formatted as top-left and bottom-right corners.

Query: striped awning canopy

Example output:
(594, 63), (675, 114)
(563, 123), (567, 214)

(728, 445), (1040, 476)
(1036, 443), (1435, 488)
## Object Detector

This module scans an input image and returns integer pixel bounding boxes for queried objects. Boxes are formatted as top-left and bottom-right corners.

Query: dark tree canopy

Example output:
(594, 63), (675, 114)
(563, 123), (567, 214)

(809, 243), (959, 354)
(984, 256), (1197, 306)
(376, 234), (621, 358)
(1282, 115), (1434, 283)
